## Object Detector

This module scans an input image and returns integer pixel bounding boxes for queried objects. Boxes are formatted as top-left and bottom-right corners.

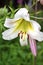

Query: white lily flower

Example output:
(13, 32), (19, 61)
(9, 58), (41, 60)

(2, 8), (43, 56)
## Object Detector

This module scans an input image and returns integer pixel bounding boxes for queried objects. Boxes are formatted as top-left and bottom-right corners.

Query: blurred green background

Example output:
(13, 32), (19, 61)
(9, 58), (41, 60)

(0, 0), (43, 65)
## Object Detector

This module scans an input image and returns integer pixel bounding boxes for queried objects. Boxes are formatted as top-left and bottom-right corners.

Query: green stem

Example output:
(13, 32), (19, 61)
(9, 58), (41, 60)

(33, 56), (36, 65)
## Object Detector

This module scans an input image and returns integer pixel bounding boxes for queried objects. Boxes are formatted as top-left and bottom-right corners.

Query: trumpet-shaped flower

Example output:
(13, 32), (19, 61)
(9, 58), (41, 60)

(2, 8), (43, 56)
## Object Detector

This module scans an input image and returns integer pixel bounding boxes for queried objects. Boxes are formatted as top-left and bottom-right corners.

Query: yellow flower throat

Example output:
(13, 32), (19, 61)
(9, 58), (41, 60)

(14, 18), (33, 33)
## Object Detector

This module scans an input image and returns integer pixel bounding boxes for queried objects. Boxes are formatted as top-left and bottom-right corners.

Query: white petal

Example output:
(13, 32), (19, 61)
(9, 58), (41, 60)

(31, 20), (41, 31)
(2, 28), (19, 40)
(28, 20), (43, 41)
(22, 13), (30, 21)
(14, 8), (28, 17)
(4, 18), (16, 28)
(14, 8), (30, 21)
(19, 33), (28, 46)
(29, 30), (43, 41)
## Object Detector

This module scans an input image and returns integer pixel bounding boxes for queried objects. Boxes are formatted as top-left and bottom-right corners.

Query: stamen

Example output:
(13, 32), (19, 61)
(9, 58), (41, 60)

(25, 32), (26, 34)
(18, 31), (23, 38)
(21, 34), (23, 39)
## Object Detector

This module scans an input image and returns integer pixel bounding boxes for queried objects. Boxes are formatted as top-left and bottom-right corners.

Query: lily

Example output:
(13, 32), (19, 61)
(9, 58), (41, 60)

(2, 8), (43, 56)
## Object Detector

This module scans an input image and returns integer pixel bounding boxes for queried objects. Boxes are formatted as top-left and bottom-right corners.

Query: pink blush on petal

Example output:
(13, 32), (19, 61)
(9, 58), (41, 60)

(29, 36), (37, 56)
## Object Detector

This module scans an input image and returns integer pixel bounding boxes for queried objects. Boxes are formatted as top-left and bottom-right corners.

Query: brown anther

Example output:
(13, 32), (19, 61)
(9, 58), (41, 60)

(18, 33), (20, 36)
(21, 34), (23, 39)
(25, 32), (26, 34)
(22, 32), (23, 34)
(20, 31), (22, 33)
